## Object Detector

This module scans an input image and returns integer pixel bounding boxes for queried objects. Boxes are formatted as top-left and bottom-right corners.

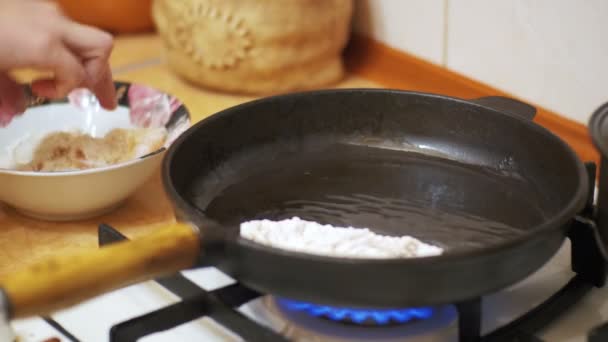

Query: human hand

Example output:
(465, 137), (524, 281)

(0, 0), (116, 126)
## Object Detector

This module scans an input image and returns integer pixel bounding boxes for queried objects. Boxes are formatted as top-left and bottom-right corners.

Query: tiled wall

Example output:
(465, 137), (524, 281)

(353, 0), (608, 124)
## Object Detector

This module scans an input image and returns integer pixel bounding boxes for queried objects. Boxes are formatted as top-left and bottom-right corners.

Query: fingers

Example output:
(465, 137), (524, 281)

(61, 22), (114, 60)
(1, 6), (117, 110)
(0, 73), (26, 127)
(61, 22), (116, 110)
(88, 61), (116, 110)
(30, 44), (86, 99)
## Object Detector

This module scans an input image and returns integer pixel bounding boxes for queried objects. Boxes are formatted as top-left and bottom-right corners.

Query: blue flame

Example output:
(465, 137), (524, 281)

(277, 298), (434, 325)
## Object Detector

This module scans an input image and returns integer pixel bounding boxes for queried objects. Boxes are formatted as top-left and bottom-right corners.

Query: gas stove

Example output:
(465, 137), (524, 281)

(8, 164), (608, 342)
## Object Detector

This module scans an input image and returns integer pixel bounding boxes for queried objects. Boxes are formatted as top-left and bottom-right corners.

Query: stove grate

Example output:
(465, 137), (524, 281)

(92, 162), (608, 342)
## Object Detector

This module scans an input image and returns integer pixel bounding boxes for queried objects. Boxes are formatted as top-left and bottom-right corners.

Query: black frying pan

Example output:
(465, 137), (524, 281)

(0, 89), (588, 320)
(163, 89), (588, 307)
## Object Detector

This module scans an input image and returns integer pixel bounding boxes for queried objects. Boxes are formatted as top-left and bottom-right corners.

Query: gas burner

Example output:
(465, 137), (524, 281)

(259, 297), (458, 342)
(275, 298), (434, 326)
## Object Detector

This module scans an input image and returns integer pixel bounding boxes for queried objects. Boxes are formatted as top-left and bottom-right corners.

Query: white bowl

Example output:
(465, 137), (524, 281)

(0, 82), (190, 221)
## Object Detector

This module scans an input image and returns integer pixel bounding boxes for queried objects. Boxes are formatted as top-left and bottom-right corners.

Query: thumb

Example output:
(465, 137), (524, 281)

(0, 73), (26, 128)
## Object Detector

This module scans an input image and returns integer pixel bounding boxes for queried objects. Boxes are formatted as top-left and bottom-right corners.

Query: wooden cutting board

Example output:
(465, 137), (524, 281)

(0, 33), (380, 280)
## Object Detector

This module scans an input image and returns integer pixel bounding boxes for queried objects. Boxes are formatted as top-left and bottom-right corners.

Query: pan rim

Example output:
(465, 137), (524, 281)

(162, 88), (589, 265)
(589, 101), (608, 159)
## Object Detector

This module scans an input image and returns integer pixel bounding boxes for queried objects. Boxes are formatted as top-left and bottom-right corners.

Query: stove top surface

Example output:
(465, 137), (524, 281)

(10, 238), (608, 342)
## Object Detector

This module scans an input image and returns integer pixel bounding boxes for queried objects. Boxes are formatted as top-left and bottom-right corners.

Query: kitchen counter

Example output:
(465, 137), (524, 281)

(0, 33), (380, 279)
(4, 33), (607, 342)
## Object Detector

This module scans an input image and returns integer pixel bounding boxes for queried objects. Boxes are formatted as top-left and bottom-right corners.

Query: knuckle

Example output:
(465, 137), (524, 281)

(97, 32), (114, 56)
(30, 35), (56, 57)
(42, 1), (62, 15)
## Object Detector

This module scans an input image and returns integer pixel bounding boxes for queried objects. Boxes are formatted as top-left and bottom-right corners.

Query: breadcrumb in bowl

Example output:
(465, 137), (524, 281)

(16, 127), (168, 172)
(0, 82), (191, 221)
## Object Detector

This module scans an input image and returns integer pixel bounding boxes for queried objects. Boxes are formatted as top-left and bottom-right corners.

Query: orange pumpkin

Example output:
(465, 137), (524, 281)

(54, 0), (154, 34)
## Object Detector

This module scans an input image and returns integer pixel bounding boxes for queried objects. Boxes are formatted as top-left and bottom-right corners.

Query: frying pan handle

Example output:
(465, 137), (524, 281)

(469, 96), (537, 120)
(0, 222), (201, 319)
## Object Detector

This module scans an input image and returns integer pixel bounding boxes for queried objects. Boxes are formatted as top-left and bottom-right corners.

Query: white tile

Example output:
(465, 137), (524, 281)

(181, 267), (236, 291)
(45, 267), (241, 341)
(141, 317), (241, 342)
(52, 281), (180, 342)
(353, 0), (447, 65)
(11, 317), (71, 342)
(446, 0), (608, 124)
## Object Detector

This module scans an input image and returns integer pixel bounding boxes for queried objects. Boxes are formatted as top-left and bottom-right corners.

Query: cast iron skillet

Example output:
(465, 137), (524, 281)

(164, 89), (588, 308)
(0, 89), (589, 320)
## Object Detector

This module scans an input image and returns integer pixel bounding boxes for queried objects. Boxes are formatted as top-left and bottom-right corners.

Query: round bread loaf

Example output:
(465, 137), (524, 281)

(152, 0), (353, 94)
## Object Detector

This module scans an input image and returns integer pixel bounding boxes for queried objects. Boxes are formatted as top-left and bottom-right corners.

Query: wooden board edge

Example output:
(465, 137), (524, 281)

(343, 33), (598, 165)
